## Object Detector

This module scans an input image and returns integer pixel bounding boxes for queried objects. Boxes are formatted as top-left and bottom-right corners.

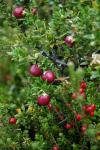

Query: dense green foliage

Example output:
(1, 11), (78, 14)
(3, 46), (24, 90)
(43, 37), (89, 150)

(0, 0), (100, 150)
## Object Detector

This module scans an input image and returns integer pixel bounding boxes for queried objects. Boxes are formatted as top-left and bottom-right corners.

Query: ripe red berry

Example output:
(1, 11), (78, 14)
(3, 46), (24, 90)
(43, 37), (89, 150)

(86, 106), (93, 113)
(86, 104), (96, 114)
(29, 64), (42, 77)
(81, 125), (87, 133)
(31, 8), (37, 14)
(80, 81), (87, 89)
(71, 93), (77, 99)
(13, 7), (24, 18)
(52, 145), (59, 150)
(91, 104), (96, 111)
(41, 70), (55, 83)
(76, 114), (82, 121)
(9, 117), (16, 124)
(65, 123), (72, 129)
(79, 88), (85, 94)
(37, 94), (50, 106)
(64, 36), (74, 48)
(89, 111), (94, 117)
(47, 103), (52, 110)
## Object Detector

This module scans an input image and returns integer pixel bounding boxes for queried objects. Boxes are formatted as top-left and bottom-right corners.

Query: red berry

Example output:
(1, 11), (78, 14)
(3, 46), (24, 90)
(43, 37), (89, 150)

(38, 94), (50, 106)
(30, 64), (42, 77)
(86, 104), (96, 114)
(91, 104), (96, 111)
(79, 88), (85, 94)
(86, 106), (93, 113)
(80, 81), (87, 89)
(65, 123), (72, 129)
(13, 7), (24, 18)
(76, 114), (82, 121)
(52, 145), (59, 150)
(9, 117), (16, 124)
(41, 70), (55, 83)
(47, 103), (52, 110)
(64, 36), (74, 48)
(89, 111), (94, 117)
(71, 93), (77, 99)
(31, 8), (37, 14)
(81, 125), (87, 133)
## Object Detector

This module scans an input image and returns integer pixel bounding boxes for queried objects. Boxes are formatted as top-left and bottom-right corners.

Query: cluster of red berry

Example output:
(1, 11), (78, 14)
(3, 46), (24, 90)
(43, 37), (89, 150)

(83, 104), (96, 117)
(71, 81), (87, 100)
(64, 81), (96, 134)
(8, 65), (97, 149)
(30, 64), (60, 149)
(30, 64), (61, 149)
(13, 6), (37, 18)
(30, 64), (55, 106)
(8, 65), (55, 124)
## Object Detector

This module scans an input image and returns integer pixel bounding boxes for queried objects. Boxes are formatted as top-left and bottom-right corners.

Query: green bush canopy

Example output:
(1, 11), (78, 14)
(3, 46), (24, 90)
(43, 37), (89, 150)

(0, 0), (100, 150)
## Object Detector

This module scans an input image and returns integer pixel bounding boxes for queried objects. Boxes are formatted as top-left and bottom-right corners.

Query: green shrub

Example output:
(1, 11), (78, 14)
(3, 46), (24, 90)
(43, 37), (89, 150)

(0, 0), (100, 149)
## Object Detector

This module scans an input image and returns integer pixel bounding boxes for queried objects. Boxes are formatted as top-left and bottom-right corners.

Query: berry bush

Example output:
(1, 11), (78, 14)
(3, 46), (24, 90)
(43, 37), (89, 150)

(0, 0), (100, 150)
